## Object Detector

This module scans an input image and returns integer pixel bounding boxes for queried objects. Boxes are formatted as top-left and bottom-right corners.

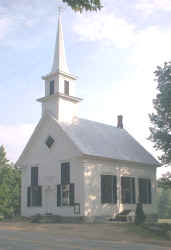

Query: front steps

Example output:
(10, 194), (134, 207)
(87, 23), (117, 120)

(31, 214), (84, 223)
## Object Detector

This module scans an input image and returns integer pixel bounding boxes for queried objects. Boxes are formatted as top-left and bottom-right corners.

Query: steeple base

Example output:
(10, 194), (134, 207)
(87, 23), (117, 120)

(37, 93), (82, 123)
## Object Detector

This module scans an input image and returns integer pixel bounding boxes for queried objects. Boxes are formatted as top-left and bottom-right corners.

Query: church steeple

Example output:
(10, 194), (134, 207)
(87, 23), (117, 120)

(51, 14), (69, 74)
(37, 12), (82, 123)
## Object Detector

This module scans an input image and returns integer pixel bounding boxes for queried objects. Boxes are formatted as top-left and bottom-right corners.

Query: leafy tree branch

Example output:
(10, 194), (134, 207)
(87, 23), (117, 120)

(149, 62), (171, 165)
(62, 0), (102, 12)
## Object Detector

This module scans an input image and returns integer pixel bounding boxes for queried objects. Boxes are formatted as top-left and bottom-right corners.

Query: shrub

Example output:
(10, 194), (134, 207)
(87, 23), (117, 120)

(31, 214), (42, 223)
(0, 215), (4, 221)
(0, 146), (21, 218)
(135, 202), (146, 225)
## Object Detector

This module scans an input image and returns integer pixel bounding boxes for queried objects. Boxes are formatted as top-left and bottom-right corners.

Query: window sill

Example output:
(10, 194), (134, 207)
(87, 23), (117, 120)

(27, 206), (42, 207)
(120, 203), (136, 205)
(57, 206), (73, 208)
(140, 203), (152, 205)
(101, 202), (117, 205)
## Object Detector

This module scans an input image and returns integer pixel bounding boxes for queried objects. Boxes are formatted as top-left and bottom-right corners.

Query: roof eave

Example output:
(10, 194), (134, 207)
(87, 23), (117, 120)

(37, 92), (82, 103)
(42, 70), (77, 81)
(82, 153), (160, 167)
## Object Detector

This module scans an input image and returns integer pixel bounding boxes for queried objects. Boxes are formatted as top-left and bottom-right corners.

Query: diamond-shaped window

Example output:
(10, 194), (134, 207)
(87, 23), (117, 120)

(45, 136), (55, 148)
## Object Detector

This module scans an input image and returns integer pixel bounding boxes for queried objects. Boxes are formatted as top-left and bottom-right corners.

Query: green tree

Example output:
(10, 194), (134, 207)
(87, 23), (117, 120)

(0, 145), (21, 218)
(157, 173), (171, 219)
(62, 0), (102, 11)
(149, 62), (171, 165)
(0, 145), (9, 168)
(157, 188), (171, 218)
(158, 172), (171, 189)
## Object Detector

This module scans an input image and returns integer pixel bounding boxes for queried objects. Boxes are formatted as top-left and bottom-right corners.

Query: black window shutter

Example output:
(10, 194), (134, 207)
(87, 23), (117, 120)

(31, 167), (38, 186)
(139, 178), (145, 203)
(31, 186), (42, 206)
(31, 168), (34, 185)
(61, 165), (64, 185)
(61, 163), (70, 185)
(112, 176), (117, 204)
(101, 175), (105, 203)
(121, 177), (125, 203)
(121, 177), (135, 204)
(107, 175), (113, 203)
(121, 177), (123, 203)
(65, 163), (70, 184)
(101, 175), (113, 204)
(57, 185), (61, 207)
(37, 186), (42, 206)
(27, 187), (31, 207)
(132, 178), (136, 204)
(138, 178), (142, 203)
(139, 178), (151, 204)
(148, 180), (152, 204)
(32, 186), (36, 206)
(121, 177), (129, 203)
(69, 183), (75, 206)
(34, 167), (38, 185)
(126, 177), (131, 204)
(143, 179), (147, 203)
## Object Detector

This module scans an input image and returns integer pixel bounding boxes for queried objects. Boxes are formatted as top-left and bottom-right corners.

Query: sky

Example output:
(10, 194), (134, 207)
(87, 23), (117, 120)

(0, 0), (171, 177)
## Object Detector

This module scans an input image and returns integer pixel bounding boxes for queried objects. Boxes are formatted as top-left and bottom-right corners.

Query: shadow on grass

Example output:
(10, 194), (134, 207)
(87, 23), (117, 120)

(124, 223), (171, 241)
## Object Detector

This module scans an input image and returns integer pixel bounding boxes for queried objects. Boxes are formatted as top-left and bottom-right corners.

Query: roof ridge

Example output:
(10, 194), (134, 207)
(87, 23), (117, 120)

(76, 117), (118, 129)
(59, 116), (159, 166)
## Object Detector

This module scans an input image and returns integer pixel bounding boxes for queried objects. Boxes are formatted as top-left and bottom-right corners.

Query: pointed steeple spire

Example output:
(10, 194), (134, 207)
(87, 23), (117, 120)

(51, 13), (69, 74)
(38, 7), (82, 122)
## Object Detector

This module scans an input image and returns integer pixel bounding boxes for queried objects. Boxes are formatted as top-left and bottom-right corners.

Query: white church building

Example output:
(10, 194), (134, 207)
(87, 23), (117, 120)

(17, 14), (159, 220)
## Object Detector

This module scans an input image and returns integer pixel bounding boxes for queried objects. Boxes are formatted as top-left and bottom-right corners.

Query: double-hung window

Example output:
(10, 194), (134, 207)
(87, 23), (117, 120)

(27, 186), (42, 207)
(27, 167), (42, 207)
(61, 162), (70, 185)
(101, 175), (117, 204)
(57, 162), (75, 207)
(31, 167), (38, 186)
(121, 177), (136, 204)
(138, 178), (152, 204)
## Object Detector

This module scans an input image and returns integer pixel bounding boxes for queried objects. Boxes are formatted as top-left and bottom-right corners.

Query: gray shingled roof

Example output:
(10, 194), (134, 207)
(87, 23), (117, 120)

(59, 118), (159, 166)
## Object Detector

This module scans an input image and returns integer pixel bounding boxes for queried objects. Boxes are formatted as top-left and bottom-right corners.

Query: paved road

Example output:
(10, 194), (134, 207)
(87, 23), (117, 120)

(0, 229), (170, 250)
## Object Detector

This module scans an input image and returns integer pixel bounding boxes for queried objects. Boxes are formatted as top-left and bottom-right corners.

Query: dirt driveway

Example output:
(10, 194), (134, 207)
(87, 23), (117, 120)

(0, 222), (170, 249)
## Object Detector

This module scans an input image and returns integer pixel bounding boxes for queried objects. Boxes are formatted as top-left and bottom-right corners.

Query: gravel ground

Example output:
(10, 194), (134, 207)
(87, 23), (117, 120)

(0, 222), (170, 249)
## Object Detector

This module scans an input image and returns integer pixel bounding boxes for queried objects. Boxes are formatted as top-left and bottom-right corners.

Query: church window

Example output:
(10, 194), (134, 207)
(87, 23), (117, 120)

(61, 184), (70, 206)
(101, 175), (117, 204)
(27, 186), (42, 207)
(31, 167), (38, 186)
(64, 80), (69, 95)
(61, 162), (70, 185)
(45, 136), (55, 148)
(50, 80), (54, 95)
(57, 163), (74, 207)
(121, 177), (136, 204)
(27, 167), (41, 207)
(138, 178), (152, 204)
(57, 183), (75, 207)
